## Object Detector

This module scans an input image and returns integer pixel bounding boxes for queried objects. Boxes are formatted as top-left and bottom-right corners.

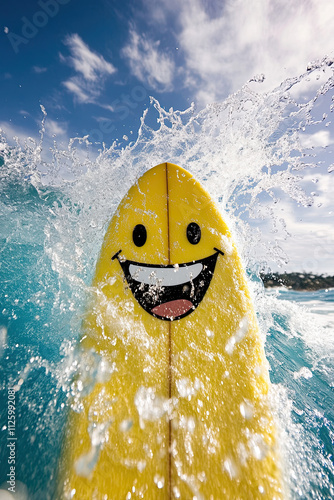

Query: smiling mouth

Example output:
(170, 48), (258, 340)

(112, 248), (223, 321)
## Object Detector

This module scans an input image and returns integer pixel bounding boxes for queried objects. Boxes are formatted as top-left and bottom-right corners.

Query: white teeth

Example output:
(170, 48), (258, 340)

(129, 262), (203, 286)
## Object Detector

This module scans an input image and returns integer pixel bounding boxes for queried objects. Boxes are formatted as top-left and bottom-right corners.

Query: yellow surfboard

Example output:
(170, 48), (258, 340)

(57, 163), (283, 499)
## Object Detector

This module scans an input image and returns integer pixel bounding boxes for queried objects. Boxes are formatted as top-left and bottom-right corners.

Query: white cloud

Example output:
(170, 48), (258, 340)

(122, 30), (175, 91)
(33, 66), (47, 74)
(273, 205), (334, 275)
(62, 78), (92, 103)
(60, 34), (116, 104)
(63, 34), (116, 81)
(300, 173), (334, 211)
(141, 0), (334, 106)
(45, 119), (67, 137)
(300, 130), (333, 149)
(254, 171), (334, 274)
(99, 103), (115, 113)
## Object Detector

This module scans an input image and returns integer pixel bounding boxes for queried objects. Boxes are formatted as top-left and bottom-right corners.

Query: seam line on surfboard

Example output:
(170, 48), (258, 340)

(166, 163), (172, 500)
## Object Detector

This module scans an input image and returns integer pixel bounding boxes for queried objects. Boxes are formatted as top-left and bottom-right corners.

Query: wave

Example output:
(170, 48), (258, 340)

(0, 59), (334, 498)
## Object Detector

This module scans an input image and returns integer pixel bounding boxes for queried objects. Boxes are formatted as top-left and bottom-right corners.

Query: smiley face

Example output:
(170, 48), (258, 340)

(107, 163), (226, 321)
(93, 162), (231, 323)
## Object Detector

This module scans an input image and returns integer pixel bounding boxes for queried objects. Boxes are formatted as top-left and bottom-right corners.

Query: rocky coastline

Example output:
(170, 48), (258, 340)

(260, 272), (334, 291)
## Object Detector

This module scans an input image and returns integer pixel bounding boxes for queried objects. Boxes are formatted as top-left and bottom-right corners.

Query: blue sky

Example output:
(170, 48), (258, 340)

(2, 0), (334, 145)
(1, 0), (334, 273)
(1, 0), (193, 144)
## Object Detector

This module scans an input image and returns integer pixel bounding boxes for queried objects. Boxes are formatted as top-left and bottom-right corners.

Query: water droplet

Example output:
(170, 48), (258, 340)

(176, 377), (202, 399)
(75, 445), (100, 477)
(154, 475), (165, 489)
(248, 434), (268, 460)
(120, 419), (133, 432)
(137, 460), (146, 472)
(225, 316), (249, 354)
(0, 326), (7, 357)
(222, 457), (238, 479)
(187, 417), (196, 432)
(135, 387), (168, 421)
(240, 400), (254, 420)
(173, 486), (181, 498)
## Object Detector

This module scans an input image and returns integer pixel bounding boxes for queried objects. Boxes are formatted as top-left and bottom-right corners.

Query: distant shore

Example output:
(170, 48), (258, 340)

(260, 272), (334, 291)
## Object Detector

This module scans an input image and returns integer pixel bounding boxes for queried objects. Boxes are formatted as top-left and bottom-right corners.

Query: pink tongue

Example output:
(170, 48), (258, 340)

(152, 299), (193, 319)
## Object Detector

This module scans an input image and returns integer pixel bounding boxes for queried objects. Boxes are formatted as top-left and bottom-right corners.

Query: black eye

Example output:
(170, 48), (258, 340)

(187, 222), (201, 244)
(133, 224), (147, 247)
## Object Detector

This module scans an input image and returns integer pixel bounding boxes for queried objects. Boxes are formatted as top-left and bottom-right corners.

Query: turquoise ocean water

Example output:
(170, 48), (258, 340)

(1, 62), (334, 498)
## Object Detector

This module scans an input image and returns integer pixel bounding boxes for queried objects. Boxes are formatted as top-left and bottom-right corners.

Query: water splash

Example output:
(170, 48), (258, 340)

(0, 58), (333, 498)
